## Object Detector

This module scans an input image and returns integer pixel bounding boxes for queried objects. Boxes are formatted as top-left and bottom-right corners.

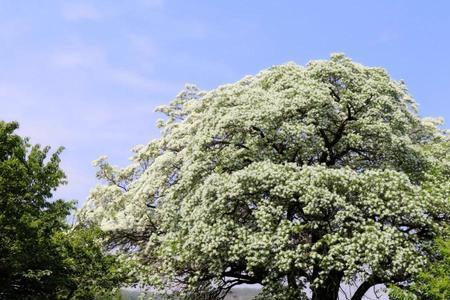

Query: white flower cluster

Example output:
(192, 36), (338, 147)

(78, 54), (449, 298)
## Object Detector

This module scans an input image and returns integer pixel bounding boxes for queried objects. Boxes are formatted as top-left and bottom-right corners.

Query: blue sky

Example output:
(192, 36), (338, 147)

(1, 0), (449, 205)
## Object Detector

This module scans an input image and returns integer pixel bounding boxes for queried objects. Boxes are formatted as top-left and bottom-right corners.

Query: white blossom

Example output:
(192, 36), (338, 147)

(78, 54), (449, 300)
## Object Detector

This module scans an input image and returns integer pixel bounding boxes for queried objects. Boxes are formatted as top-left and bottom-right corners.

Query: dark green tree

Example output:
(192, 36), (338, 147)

(0, 121), (126, 299)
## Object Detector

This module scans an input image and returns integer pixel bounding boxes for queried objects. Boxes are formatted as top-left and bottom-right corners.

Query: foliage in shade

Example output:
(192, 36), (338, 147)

(79, 55), (450, 300)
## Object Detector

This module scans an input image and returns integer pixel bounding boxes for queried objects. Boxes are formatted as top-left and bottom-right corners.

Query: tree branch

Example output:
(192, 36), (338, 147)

(351, 276), (382, 300)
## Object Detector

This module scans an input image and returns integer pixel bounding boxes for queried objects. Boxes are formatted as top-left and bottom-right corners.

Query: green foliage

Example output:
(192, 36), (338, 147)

(53, 227), (129, 299)
(389, 233), (450, 300)
(389, 142), (450, 299)
(0, 121), (72, 298)
(418, 235), (450, 299)
(0, 121), (127, 299)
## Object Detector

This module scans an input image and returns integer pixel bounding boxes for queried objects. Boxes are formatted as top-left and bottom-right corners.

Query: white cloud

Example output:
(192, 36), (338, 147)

(62, 2), (101, 22)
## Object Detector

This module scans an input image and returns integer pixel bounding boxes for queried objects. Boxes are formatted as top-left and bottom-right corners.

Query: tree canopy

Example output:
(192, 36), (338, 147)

(0, 121), (126, 299)
(80, 54), (450, 300)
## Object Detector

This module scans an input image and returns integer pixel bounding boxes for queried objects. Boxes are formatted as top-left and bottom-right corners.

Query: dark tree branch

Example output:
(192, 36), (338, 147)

(330, 88), (341, 102)
(250, 125), (286, 155)
(250, 125), (265, 139)
(205, 139), (250, 150)
(351, 276), (382, 300)
(317, 102), (358, 165)
(221, 271), (262, 284)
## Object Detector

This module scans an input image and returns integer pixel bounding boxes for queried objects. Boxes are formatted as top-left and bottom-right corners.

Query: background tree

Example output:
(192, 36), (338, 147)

(53, 226), (129, 299)
(389, 141), (450, 300)
(389, 234), (450, 300)
(0, 121), (126, 299)
(80, 55), (449, 300)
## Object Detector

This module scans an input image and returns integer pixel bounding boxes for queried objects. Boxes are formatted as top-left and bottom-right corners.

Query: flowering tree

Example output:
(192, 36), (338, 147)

(80, 54), (449, 299)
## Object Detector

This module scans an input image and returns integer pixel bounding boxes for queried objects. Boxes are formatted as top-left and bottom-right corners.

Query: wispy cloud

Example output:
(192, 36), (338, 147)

(50, 40), (177, 93)
(52, 46), (106, 68)
(110, 69), (178, 92)
(62, 2), (101, 22)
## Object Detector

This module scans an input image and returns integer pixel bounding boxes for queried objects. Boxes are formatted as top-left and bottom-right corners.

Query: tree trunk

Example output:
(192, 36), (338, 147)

(311, 270), (342, 300)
